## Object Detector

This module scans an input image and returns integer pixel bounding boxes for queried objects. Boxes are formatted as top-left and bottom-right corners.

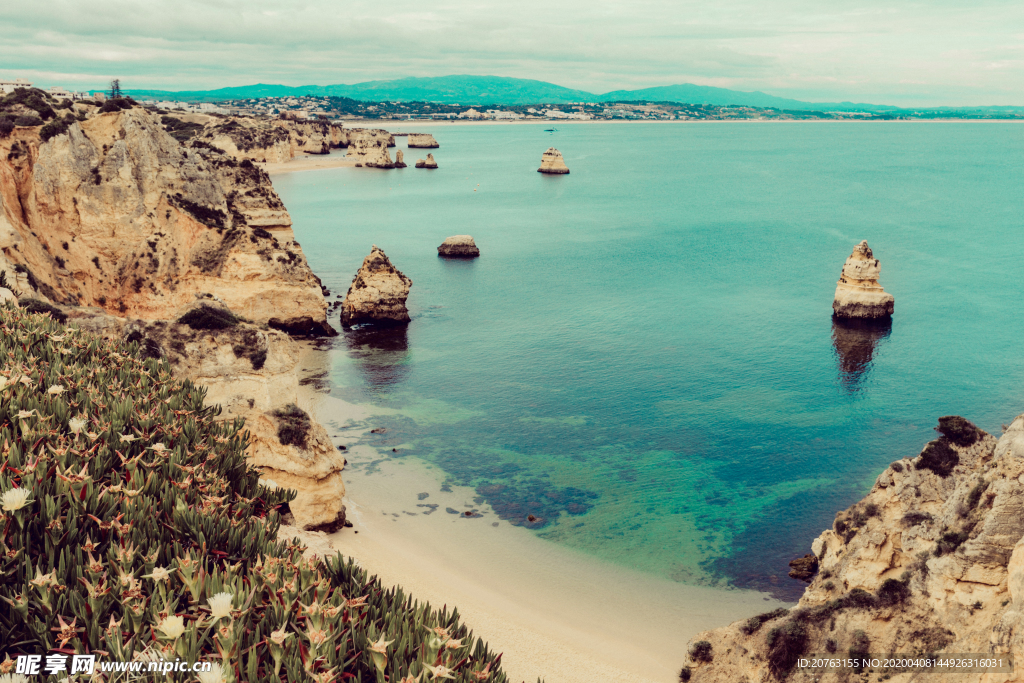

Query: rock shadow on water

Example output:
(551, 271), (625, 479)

(831, 316), (892, 393)
(343, 324), (411, 392)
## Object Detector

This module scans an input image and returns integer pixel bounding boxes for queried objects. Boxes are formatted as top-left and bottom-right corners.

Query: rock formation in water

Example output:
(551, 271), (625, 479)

(336, 128), (395, 149)
(415, 153), (438, 169)
(0, 98), (345, 530)
(437, 235), (480, 258)
(346, 137), (394, 168)
(538, 147), (570, 174)
(408, 133), (440, 148)
(683, 413), (1024, 683)
(340, 245), (412, 326)
(393, 149), (407, 168)
(833, 240), (895, 319)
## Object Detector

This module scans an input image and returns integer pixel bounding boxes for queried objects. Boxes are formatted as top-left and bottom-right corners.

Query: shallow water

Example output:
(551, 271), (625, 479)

(274, 121), (1024, 599)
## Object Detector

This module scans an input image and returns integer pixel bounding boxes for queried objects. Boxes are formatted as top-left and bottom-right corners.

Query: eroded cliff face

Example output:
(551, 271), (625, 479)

(685, 415), (1024, 683)
(195, 117), (345, 162)
(0, 103), (346, 531)
(0, 109), (331, 332)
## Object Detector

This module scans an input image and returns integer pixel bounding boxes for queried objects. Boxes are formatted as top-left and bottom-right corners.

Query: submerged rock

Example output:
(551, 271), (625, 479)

(537, 147), (569, 174)
(393, 149), (407, 168)
(340, 245), (412, 327)
(415, 153), (438, 169)
(832, 240), (894, 319)
(408, 133), (439, 148)
(437, 235), (480, 258)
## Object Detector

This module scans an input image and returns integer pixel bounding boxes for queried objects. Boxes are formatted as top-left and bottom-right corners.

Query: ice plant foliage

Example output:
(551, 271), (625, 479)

(0, 306), (508, 682)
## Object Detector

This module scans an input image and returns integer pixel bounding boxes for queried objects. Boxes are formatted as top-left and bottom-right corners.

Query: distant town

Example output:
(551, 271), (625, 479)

(4, 77), (1022, 122)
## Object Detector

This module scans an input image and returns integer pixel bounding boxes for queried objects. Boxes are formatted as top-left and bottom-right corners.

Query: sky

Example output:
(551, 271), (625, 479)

(2, 0), (1022, 107)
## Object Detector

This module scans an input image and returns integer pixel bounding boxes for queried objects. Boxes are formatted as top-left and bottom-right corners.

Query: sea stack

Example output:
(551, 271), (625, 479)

(537, 147), (569, 174)
(340, 245), (412, 327)
(415, 154), (438, 169)
(437, 235), (480, 258)
(832, 240), (894, 319)
(394, 149), (407, 168)
(408, 133), (439, 148)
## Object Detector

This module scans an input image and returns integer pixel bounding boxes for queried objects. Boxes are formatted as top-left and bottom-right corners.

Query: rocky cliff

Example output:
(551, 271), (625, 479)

(538, 147), (570, 174)
(407, 133), (439, 148)
(0, 100), (345, 530)
(337, 128), (395, 149)
(195, 116), (345, 163)
(684, 414), (1024, 683)
(833, 240), (895, 319)
(340, 245), (412, 326)
(415, 153), (438, 169)
(346, 137), (394, 169)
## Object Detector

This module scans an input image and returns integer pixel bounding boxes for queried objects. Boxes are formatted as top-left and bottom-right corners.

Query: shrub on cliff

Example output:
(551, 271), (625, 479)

(0, 306), (510, 682)
(688, 640), (713, 663)
(876, 578), (911, 606)
(13, 114), (43, 127)
(39, 114), (74, 143)
(272, 403), (313, 450)
(765, 621), (808, 679)
(935, 415), (981, 447)
(176, 303), (239, 330)
(740, 608), (789, 636)
(0, 119), (14, 138)
(916, 438), (959, 477)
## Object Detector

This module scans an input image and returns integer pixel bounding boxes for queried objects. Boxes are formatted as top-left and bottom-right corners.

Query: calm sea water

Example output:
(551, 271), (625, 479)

(274, 122), (1024, 599)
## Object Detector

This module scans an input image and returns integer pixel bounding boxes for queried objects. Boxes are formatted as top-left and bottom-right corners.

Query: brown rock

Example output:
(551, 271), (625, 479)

(437, 235), (480, 258)
(340, 245), (412, 326)
(787, 553), (819, 581)
(408, 133), (439, 148)
(833, 240), (895, 319)
(393, 149), (407, 168)
(415, 153), (438, 169)
(538, 147), (569, 174)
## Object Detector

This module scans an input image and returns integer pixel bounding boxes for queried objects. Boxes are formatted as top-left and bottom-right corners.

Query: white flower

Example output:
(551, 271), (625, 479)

(269, 628), (291, 646)
(0, 673), (31, 683)
(68, 416), (87, 434)
(119, 433), (139, 443)
(149, 442), (167, 453)
(0, 375), (10, 391)
(195, 662), (225, 683)
(16, 410), (35, 420)
(259, 478), (279, 491)
(157, 614), (187, 639)
(207, 592), (233, 620)
(145, 566), (172, 583)
(47, 384), (65, 395)
(1, 488), (32, 512)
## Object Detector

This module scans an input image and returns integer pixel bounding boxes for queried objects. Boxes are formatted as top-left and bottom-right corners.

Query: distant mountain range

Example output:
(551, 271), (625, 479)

(117, 75), (1020, 113)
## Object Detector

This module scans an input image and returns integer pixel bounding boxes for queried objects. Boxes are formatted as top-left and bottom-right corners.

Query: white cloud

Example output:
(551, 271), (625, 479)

(1, 0), (1022, 106)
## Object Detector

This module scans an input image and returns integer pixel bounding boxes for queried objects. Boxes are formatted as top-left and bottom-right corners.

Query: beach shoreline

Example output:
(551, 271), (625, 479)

(295, 377), (789, 683)
(261, 151), (358, 175)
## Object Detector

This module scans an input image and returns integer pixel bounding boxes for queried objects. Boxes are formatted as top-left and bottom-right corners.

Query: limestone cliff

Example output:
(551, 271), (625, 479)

(347, 137), (394, 169)
(0, 108), (332, 334)
(833, 240), (895, 319)
(195, 117), (344, 162)
(407, 133), (439, 148)
(684, 414), (1024, 683)
(0, 99), (345, 531)
(538, 147), (570, 174)
(438, 235), (480, 258)
(336, 128), (395, 149)
(340, 245), (412, 327)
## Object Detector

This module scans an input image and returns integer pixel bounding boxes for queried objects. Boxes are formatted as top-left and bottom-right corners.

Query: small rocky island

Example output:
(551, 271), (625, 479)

(832, 240), (894, 319)
(394, 149), (407, 168)
(438, 235), (480, 258)
(415, 153), (438, 169)
(340, 245), (413, 326)
(408, 133), (440, 148)
(538, 147), (570, 174)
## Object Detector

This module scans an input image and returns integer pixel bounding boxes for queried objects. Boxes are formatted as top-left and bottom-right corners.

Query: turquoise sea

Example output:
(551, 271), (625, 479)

(274, 122), (1024, 599)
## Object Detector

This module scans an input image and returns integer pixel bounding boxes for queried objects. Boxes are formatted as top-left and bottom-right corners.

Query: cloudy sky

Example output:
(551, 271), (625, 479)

(3, 0), (1022, 106)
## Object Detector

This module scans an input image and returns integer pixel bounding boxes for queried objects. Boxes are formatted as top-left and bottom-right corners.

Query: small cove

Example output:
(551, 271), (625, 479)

(276, 121), (1024, 600)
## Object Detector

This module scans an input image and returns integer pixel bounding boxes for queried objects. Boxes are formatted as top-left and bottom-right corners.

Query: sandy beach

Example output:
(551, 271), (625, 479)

(295, 375), (789, 683)
(261, 150), (359, 175)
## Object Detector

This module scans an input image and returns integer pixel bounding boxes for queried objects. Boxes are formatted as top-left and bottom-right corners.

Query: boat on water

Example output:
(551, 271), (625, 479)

(545, 128), (558, 132)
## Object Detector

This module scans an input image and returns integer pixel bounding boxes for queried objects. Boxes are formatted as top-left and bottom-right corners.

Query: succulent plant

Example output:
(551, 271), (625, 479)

(0, 305), (509, 682)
